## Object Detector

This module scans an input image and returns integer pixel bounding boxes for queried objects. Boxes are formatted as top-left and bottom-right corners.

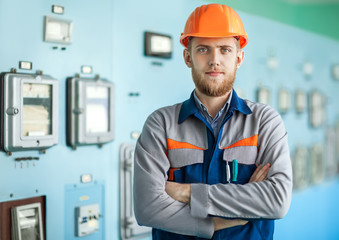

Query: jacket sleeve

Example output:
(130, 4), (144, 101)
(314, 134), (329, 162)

(133, 110), (214, 238)
(190, 107), (293, 220)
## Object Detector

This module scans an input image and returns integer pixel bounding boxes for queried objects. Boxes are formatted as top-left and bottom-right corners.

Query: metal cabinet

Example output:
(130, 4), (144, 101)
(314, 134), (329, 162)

(120, 143), (151, 240)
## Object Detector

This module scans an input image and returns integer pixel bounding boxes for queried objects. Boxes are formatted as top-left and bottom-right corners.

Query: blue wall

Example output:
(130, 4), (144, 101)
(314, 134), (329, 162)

(0, 0), (338, 239)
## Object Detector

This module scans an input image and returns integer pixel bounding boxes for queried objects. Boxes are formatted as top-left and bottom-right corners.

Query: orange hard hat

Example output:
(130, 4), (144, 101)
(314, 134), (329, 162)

(180, 4), (248, 49)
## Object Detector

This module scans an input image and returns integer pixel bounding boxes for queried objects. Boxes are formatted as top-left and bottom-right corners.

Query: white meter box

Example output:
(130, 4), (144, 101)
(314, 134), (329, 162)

(0, 72), (58, 153)
(67, 77), (114, 149)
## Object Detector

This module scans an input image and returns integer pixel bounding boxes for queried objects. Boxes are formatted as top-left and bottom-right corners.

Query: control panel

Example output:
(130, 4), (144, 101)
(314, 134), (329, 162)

(75, 204), (101, 237)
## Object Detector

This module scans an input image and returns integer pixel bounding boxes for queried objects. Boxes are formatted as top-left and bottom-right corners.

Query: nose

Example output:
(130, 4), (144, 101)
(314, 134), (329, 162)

(208, 49), (220, 67)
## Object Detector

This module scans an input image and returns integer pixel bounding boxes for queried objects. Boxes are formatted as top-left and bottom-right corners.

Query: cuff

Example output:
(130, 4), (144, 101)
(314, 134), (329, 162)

(195, 216), (214, 238)
(190, 183), (209, 218)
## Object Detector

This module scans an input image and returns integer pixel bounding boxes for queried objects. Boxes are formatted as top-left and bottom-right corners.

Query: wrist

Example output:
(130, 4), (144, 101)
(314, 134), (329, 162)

(186, 184), (191, 203)
(180, 184), (191, 204)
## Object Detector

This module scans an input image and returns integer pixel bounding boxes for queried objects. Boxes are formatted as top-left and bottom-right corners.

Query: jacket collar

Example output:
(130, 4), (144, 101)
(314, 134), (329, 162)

(178, 89), (252, 124)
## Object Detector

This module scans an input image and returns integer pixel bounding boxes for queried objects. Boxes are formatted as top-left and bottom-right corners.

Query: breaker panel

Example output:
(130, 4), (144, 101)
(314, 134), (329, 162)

(75, 204), (101, 237)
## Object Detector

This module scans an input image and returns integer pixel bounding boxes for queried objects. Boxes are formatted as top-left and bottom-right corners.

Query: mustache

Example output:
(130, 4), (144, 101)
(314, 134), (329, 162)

(206, 69), (224, 73)
(206, 66), (224, 72)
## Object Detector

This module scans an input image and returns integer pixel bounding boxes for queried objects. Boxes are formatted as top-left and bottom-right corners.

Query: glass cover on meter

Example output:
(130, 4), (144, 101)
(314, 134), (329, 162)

(66, 76), (114, 148)
(22, 83), (52, 137)
(85, 86), (109, 134)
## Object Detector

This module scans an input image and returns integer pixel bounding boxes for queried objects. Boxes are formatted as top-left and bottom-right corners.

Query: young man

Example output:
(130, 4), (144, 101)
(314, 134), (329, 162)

(134, 4), (292, 240)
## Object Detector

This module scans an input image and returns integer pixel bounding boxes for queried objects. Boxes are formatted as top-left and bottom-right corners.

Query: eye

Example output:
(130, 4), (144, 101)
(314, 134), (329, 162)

(222, 48), (231, 53)
(197, 47), (207, 53)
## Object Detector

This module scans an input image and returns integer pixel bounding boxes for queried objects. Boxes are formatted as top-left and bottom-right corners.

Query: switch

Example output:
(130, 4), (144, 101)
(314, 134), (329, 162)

(76, 204), (100, 237)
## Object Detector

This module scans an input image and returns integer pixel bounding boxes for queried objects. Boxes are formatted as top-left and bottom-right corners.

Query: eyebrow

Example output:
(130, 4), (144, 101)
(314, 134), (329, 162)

(217, 44), (234, 49)
(195, 44), (234, 49)
(194, 44), (209, 49)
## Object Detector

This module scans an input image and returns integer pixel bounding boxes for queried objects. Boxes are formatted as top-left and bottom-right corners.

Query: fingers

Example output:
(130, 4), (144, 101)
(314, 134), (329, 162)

(234, 219), (248, 226)
(256, 163), (271, 181)
(257, 163), (270, 181)
(213, 217), (249, 231)
(251, 164), (268, 182)
(249, 164), (261, 182)
(249, 163), (271, 183)
(250, 163), (262, 178)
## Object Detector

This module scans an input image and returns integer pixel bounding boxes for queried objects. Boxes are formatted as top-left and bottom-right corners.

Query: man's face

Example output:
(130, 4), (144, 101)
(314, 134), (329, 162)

(184, 37), (244, 97)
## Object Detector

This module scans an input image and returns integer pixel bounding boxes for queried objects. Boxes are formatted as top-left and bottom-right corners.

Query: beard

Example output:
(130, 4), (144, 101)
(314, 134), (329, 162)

(192, 64), (237, 97)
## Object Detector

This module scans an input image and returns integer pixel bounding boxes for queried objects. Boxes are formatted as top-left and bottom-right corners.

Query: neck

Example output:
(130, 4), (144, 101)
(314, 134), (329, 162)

(195, 89), (231, 118)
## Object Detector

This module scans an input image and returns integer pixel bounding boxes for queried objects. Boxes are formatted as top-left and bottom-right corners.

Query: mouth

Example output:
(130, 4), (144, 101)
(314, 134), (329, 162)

(206, 71), (224, 77)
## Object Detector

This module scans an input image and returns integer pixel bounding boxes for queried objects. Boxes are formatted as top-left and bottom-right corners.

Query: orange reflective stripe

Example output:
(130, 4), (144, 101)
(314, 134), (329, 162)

(224, 134), (258, 149)
(168, 168), (178, 181)
(167, 138), (204, 150)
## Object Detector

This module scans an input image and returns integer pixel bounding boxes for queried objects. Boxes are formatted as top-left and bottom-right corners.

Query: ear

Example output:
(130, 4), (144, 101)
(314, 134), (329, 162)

(236, 50), (245, 69)
(183, 49), (192, 68)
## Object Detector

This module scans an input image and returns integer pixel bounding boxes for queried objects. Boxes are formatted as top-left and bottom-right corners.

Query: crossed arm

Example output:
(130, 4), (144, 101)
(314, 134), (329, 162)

(165, 163), (271, 231)
(134, 110), (292, 238)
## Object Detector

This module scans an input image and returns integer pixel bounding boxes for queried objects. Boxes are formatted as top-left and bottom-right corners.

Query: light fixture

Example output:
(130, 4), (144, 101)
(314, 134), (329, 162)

(81, 65), (93, 74)
(52, 5), (64, 14)
(19, 61), (33, 70)
(303, 61), (314, 77)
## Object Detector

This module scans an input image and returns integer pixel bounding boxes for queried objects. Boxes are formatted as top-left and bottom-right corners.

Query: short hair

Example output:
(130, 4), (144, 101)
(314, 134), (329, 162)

(234, 37), (241, 51)
(187, 37), (194, 52)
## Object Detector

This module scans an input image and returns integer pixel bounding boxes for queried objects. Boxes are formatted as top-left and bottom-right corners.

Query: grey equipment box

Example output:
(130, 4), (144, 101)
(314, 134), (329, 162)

(0, 71), (58, 153)
(66, 76), (114, 149)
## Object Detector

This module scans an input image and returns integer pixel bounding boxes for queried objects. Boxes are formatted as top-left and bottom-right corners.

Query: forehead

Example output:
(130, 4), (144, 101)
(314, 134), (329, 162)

(191, 37), (237, 48)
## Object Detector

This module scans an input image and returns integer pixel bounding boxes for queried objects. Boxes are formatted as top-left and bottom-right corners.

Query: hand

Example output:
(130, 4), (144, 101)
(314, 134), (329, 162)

(213, 163), (271, 232)
(165, 164), (270, 205)
(213, 217), (248, 231)
(249, 163), (271, 183)
(165, 181), (191, 204)
(165, 163), (271, 232)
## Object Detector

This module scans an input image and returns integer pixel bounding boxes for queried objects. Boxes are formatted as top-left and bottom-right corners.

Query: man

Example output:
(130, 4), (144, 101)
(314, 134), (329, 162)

(134, 4), (292, 240)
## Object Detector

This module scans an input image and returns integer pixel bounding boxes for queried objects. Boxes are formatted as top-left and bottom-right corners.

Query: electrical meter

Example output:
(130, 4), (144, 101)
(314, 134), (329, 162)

(0, 70), (58, 154)
(11, 203), (44, 240)
(278, 88), (291, 114)
(309, 90), (325, 128)
(311, 144), (324, 184)
(67, 76), (114, 149)
(256, 87), (271, 105)
(292, 146), (308, 189)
